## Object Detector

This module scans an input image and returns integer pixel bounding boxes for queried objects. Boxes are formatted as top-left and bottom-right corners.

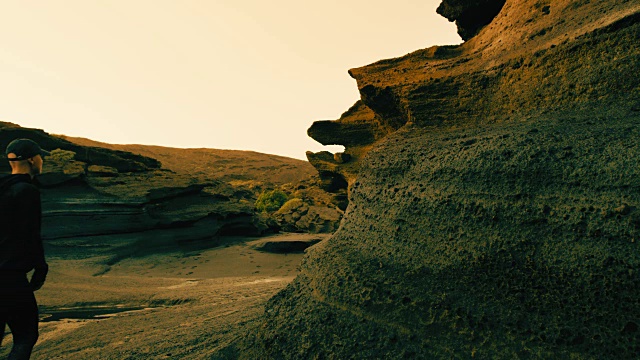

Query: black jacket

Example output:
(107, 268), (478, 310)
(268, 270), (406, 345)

(0, 174), (48, 287)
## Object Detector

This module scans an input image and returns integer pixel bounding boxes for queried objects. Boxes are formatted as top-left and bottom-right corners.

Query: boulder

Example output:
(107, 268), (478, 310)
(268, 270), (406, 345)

(274, 198), (343, 234)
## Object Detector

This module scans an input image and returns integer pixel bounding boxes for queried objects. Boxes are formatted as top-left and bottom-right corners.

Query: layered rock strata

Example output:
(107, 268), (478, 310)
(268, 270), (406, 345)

(255, 0), (640, 358)
(1, 123), (332, 270)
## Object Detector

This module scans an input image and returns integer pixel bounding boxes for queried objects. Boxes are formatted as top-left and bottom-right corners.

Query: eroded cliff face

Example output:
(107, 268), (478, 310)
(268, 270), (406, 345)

(255, 0), (640, 358)
(306, 100), (396, 209)
(0, 123), (267, 264)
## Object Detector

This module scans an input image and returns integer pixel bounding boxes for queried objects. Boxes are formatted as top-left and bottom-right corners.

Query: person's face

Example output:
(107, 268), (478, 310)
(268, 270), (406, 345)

(28, 155), (43, 176)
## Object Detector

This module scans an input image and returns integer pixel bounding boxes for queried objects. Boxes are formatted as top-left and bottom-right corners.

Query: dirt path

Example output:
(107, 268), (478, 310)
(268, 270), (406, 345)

(0, 235), (309, 359)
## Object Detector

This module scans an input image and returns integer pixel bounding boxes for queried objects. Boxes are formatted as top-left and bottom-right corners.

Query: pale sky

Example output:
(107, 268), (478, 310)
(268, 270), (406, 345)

(0, 1), (460, 160)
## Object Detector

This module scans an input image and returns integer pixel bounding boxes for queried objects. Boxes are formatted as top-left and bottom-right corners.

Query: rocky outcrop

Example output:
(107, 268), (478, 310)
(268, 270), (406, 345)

(307, 0), (640, 202)
(0, 122), (160, 173)
(254, 1), (640, 359)
(437, 0), (507, 40)
(40, 169), (266, 244)
(251, 177), (345, 233)
(1, 122), (324, 269)
(273, 198), (342, 234)
(307, 101), (389, 188)
(306, 101), (395, 209)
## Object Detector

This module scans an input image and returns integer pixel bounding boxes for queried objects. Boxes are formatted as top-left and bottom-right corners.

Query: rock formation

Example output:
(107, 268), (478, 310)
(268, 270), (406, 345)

(1, 123), (335, 271)
(307, 100), (395, 209)
(0, 122), (160, 174)
(268, 177), (345, 234)
(436, 0), (507, 40)
(273, 198), (343, 234)
(255, 0), (640, 358)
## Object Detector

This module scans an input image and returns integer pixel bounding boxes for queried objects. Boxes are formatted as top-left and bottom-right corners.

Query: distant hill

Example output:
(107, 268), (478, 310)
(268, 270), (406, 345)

(1, 121), (340, 245)
(58, 135), (316, 185)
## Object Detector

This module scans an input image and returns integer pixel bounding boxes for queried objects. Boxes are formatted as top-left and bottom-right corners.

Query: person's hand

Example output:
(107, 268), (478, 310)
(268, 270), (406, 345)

(30, 265), (48, 291)
(31, 280), (44, 291)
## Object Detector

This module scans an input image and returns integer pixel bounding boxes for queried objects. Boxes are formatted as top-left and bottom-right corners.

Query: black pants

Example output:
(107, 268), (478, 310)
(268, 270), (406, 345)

(0, 275), (39, 360)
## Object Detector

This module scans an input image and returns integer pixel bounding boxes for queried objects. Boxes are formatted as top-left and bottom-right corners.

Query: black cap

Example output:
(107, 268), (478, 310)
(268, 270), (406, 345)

(5, 139), (50, 161)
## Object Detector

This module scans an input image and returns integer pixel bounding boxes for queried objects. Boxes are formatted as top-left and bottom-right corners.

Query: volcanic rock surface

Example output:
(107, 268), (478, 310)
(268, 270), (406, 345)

(436, 0), (507, 40)
(256, 0), (640, 358)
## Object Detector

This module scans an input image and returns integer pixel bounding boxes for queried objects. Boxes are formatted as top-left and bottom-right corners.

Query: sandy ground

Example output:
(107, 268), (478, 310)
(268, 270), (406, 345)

(1, 234), (319, 359)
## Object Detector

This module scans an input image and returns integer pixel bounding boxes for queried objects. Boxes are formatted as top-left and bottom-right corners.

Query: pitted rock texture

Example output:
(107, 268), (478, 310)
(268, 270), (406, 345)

(253, 0), (640, 358)
(307, 0), (640, 202)
(258, 114), (640, 358)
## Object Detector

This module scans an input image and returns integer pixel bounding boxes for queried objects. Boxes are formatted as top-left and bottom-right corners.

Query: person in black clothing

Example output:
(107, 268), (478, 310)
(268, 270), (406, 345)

(0, 138), (49, 360)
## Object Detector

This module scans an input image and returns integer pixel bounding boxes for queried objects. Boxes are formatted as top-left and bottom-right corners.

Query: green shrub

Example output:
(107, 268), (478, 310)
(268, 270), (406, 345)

(255, 189), (288, 213)
(277, 198), (304, 214)
(48, 149), (76, 164)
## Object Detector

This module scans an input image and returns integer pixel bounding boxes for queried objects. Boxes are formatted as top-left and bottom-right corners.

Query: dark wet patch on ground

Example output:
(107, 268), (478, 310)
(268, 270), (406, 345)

(39, 304), (160, 322)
